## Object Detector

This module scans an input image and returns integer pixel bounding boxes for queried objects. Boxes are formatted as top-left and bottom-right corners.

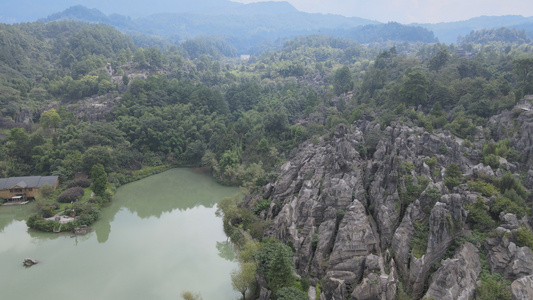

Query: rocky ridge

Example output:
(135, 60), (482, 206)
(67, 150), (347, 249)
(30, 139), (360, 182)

(247, 101), (533, 299)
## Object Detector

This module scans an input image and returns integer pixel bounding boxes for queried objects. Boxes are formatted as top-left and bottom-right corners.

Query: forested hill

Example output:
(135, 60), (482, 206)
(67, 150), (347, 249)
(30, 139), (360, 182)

(417, 15), (533, 44)
(1, 18), (533, 299)
(41, 6), (441, 54)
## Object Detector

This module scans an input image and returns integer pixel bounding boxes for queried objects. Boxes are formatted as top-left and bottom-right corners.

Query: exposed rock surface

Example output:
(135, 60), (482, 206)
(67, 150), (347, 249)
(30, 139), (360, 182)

(23, 258), (38, 267)
(485, 228), (533, 280)
(423, 242), (481, 300)
(249, 101), (533, 299)
(489, 100), (533, 188)
(511, 275), (533, 300)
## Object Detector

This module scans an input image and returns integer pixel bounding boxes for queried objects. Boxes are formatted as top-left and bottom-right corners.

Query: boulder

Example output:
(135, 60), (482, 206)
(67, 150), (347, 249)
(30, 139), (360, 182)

(511, 275), (533, 300)
(23, 258), (38, 267)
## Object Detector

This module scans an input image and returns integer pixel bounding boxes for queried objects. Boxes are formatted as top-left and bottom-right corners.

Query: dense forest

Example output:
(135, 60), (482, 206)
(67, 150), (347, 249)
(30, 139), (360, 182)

(1, 18), (533, 299)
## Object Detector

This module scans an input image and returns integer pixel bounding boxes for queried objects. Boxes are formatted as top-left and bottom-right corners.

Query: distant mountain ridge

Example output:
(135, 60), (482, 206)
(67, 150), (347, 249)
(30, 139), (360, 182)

(2, 1), (531, 53)
(41, 5), (383, 54)
(416, 15), (533, 44)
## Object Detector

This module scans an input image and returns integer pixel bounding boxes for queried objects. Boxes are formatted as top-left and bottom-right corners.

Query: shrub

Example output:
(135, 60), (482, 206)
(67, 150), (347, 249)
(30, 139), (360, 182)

(514, 226), (533, 249)
(424, 157), (437, 168)
(253, 199), (271, 215)
(483, 154), (499, 169)
(497, 171), (527, 199)
(67, 178), (92, 188)
(26, 215), (59, 232)
(57, 187), (85, 203)
(444, 163), (463, 190)
(468, 179), (499, 197)
(465, 198), (496, 230)
(276, 287), (308, 300)
(491, 196), (525, 219)
(39, 184), (54, 198)
(475, 278), (511, 300)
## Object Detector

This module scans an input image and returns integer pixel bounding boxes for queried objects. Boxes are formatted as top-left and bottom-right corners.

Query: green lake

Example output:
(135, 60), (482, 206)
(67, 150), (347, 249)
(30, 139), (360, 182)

(0, 168), (240, 299)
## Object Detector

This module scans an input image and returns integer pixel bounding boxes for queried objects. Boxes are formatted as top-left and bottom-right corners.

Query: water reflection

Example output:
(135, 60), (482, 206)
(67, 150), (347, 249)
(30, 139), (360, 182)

(0, 168), (241, 300)
(0, 204), (33, 232)
(216, 240), (237, 262)
(92, 168), (240, 244)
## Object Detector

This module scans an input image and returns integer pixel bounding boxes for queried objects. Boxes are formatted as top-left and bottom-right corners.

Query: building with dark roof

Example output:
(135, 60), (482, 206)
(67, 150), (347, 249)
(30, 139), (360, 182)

(0, 176), (59, 200)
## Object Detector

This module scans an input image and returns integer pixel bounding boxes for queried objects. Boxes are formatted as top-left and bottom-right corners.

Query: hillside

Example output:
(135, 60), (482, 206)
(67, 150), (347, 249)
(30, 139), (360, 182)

(417, 15), (533, 44)
(1, 18), (533, 299)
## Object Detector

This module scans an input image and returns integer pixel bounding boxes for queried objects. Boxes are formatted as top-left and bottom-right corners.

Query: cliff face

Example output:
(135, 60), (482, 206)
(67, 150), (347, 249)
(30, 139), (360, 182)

(249, 101), (533, 299)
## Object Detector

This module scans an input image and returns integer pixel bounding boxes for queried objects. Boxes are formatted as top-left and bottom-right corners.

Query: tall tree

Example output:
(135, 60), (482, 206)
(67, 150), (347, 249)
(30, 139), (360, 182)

(399, 71), (429, 106)
(333, 65), (354, 95)
(231, 262), (257, 300)
(90, 163), (107, 197)
(40, 109), (61, 131)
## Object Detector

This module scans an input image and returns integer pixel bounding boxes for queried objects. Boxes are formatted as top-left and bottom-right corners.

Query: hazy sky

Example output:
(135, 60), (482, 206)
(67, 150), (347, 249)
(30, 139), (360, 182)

(233, 0), (533, 24)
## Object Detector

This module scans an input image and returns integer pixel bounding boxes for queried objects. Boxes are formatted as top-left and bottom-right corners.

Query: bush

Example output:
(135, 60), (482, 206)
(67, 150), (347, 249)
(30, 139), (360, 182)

(514, 226), (533, 249)
(468, 179), (499, 197)
(444, 163), (463, 190)
(465, 198), (496, 230)
(475, 278), (511, 300)
(276, 287), (308, 300)
(424, 157), (437, 168)
(39, 184), (54, 198)
(26, 215), (59, 232)
(483, 154), (499, 169)
(67, 178), (92, 188)
(57, 187), (85, 203)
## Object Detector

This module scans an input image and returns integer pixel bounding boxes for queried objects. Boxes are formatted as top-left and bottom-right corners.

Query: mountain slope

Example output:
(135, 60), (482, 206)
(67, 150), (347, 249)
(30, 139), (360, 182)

(417, 15), (533, 44)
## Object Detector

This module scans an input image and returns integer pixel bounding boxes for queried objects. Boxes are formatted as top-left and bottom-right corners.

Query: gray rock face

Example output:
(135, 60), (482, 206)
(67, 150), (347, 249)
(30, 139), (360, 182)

(424, 242), (481, 300)
(485, 228), (533, 280)
(327, 200), (378, 281)
(391, 200), (424, 279)
(409, 195), (466, 298)
(488, 102), (533, 188)
(251, 103), (533, 299)
(511, 275), (533, 300)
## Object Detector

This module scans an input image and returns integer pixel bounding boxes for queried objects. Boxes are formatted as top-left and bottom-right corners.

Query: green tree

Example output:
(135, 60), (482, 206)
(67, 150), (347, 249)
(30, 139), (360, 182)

(40, 109), (61, 131)
(266, 245), (295, 294)
(231, 262), (257, 300)
(122, 74), (129, 86)
(513, 58), (533, 87)
(428, 49), (450, 72)
(333, 65), (354, 95)
(90, 164), (107, 197)
(444, 163), (462, 190)
(399, 71), (429, 106)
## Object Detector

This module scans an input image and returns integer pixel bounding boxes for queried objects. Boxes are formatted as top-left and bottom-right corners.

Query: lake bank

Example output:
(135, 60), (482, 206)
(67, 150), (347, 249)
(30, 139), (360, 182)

(0, 168), (240, 299)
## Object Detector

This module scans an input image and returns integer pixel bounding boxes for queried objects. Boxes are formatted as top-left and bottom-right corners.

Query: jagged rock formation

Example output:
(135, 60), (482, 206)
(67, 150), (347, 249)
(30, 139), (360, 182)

(489, 99), (533, 188)
(248, 101), (533, 299)
(423, 242), (481, 300)
(485, 227), (533, 280)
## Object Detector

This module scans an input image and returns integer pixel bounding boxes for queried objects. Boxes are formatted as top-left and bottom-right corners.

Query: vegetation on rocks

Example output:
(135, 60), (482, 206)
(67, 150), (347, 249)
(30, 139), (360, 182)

(0, 15), (533, 299)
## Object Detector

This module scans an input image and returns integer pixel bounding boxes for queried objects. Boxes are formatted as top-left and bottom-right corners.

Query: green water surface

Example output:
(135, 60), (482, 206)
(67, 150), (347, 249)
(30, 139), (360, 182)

(0, 168), (240, 300)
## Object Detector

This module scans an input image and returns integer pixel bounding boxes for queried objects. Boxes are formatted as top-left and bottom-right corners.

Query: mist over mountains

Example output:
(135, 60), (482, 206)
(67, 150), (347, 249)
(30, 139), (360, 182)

(1, 0), (532, 53)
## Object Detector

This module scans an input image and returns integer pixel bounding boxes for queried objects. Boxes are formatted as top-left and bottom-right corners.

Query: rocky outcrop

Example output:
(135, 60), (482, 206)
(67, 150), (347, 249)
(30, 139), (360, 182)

(511, 275), (533, 300)
(409, 194), (466, 298)
(251, 102), (533, 299)
(23, 258), (38, 267)
(485, 227), (533, 280)
(423, 242), (481, 300)
(488, 99), (533, 187)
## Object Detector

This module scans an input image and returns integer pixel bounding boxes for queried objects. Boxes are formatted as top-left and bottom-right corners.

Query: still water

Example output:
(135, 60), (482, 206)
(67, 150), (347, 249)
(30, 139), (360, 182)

(0, 169), (240, 300)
